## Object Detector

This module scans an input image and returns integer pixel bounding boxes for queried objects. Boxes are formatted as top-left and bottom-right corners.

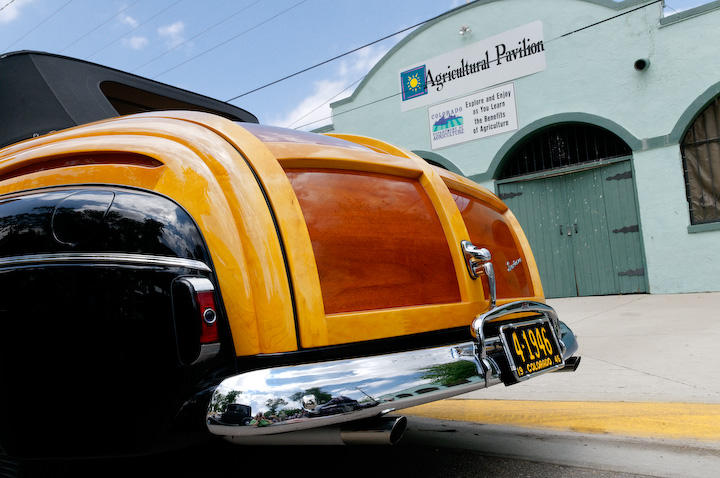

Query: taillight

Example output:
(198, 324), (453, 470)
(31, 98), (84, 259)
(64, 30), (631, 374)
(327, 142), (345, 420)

(196, 289), (219, 344)
(172, 277), (220, 365)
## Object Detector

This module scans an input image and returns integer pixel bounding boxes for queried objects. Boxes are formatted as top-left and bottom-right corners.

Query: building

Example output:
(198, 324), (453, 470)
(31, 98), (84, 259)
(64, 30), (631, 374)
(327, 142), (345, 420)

(321, 0), (720, 297)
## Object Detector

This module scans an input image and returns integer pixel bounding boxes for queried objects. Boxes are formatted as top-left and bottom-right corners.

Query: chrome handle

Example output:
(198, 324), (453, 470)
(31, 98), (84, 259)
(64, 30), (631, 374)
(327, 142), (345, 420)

(461, 240), (496, 309)
(481, 261), (496, 309)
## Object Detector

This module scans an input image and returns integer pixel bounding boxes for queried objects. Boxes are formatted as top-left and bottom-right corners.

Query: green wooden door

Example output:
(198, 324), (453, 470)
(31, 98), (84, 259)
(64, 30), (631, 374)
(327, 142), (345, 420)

(565, 168), (617, 296)
(498, 161), (646, 298)
(599, 162), (647, 294)
(498, 176), (577, 297)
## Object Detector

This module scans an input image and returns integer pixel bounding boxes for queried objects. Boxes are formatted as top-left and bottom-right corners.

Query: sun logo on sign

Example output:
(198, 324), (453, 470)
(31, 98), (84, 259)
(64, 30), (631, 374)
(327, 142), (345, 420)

(401, 65), (427, 101)
(407, 73), (421, 90)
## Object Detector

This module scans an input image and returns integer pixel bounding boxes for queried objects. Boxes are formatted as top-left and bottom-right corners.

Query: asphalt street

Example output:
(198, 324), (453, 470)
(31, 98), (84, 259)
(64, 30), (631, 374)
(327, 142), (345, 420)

(21, 418), (714, 478)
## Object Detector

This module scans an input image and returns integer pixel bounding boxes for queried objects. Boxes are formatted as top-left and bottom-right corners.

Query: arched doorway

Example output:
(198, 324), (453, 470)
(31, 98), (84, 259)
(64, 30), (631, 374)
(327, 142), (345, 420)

(496, 123), (647, 298)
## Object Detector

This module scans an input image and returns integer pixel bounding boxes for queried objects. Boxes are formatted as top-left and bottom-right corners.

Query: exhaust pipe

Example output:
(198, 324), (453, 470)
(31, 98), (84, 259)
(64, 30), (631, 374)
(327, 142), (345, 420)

(341, 416), (407, 445)
(558, 355), (581, 372)
(224, 416), (407, 446)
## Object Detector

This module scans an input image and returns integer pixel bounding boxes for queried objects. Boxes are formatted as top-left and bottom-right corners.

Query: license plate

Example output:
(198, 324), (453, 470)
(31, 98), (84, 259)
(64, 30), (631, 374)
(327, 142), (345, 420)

(499, 319), (564, 380)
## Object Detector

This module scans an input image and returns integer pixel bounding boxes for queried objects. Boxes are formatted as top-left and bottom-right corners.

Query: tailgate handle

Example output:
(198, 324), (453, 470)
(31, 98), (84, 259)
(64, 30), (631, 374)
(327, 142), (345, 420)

(461, 240), (496, 308)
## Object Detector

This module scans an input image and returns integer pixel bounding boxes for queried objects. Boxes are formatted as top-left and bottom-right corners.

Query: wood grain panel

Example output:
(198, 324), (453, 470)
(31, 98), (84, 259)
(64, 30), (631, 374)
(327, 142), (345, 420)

(451, 190), (533, 299)
(285, 169), (461, 314)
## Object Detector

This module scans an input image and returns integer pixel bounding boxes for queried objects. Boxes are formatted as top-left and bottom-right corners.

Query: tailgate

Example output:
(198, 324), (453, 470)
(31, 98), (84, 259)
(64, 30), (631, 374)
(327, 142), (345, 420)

(236, 125), (541, 349)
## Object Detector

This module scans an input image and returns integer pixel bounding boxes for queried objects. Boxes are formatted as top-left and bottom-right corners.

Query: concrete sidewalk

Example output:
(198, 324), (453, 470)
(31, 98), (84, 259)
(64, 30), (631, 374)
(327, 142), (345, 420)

(465, 292), (720, 403)
(405, 292), (720, 443)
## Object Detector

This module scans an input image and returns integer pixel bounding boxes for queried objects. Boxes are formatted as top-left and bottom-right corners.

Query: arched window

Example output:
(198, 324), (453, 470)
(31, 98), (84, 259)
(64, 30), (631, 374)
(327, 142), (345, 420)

(498, 123), (631, 180)
(681, 96), (720, 225)
(412, 150), (462, 175)
(424, 159), (448, 170)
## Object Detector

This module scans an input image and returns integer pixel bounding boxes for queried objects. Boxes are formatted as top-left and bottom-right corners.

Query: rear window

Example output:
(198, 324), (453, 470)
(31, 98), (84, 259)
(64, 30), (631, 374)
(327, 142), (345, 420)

(241, 124), (371, 151)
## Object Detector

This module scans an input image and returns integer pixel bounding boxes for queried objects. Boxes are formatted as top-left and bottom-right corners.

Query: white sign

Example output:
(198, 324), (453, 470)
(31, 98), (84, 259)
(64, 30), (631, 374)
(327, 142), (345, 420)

(428, 83), (518, 150)
(399, 21), (545, 111)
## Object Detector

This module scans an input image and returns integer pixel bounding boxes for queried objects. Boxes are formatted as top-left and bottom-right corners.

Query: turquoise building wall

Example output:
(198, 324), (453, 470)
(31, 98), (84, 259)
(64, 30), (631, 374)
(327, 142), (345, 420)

(326, 0), (720, 295)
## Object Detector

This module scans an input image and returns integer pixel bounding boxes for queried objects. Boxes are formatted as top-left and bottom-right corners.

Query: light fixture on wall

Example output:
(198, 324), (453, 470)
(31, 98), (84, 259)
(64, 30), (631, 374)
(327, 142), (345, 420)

(458, 25), (471, 36)
(634, 58), (651, 71)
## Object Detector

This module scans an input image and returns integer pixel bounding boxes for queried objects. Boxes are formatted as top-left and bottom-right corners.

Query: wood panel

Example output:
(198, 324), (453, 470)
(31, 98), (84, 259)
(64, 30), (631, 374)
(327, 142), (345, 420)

(285, 169), (461, 314)
(451, 191), (533, 299)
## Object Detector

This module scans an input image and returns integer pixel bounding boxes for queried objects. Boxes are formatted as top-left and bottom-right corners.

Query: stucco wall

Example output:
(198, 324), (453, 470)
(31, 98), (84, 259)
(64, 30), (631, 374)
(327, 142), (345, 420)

(328, 0), (720, 294)
(634, 146), (720, 294)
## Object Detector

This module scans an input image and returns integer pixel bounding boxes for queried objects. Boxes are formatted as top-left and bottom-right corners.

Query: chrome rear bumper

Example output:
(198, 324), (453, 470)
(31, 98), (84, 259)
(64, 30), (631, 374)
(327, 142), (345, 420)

(207, 301), (579, 440)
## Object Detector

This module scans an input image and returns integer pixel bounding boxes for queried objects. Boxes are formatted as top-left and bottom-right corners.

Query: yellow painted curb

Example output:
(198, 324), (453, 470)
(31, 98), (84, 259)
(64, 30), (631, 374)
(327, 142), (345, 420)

(404, 400), (720, 441)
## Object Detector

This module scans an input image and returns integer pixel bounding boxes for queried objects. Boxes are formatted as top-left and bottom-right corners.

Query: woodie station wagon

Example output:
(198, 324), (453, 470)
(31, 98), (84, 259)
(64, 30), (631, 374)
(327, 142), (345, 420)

(0, 51), (579, 458)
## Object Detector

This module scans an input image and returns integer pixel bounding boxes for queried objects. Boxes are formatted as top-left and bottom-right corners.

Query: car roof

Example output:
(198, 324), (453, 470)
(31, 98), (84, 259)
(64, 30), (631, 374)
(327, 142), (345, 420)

(0, 50), (258, 149)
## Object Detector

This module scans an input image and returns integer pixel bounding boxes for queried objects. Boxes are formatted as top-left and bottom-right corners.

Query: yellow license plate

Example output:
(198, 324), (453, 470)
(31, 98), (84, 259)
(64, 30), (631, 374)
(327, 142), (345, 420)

(499, 319), (564, 380)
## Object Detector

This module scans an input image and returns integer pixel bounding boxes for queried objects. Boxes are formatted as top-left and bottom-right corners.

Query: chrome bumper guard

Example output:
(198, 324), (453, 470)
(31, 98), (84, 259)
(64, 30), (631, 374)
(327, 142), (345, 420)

(206, 300), (579, 439)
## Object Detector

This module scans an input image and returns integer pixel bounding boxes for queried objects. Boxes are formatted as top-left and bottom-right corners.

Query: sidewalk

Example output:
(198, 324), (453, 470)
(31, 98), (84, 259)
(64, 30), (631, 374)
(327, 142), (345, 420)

(467, 292), (720, 403)
(405, 292), (720, 441)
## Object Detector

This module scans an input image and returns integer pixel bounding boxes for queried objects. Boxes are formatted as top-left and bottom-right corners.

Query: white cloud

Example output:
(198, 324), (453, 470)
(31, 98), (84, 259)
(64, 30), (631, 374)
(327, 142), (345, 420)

(122, 35), (148, 50)
(158, 21), (185, 48)
(337, 45), (388, 78)
(119, 13), (138, 28)
(272, 78), (347, 130)
(271, 44), (390, 130)
(0, 0), (33, 25)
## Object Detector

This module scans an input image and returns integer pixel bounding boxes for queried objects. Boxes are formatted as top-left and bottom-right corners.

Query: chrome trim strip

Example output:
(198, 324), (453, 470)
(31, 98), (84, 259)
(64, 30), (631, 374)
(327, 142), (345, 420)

(0, 253), (211, 271)
(182, 276), (215, 292)
(472, 300), (563, 353)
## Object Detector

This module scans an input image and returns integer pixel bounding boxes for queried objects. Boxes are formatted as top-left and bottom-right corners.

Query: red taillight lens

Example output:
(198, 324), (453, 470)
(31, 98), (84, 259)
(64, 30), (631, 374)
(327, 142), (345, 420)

(172, 277), (221, 365)
(196, 290), (219, 344)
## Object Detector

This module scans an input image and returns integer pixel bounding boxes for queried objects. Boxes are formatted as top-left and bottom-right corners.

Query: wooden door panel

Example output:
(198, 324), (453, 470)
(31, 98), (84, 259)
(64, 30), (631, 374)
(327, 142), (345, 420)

(451, 190), (533, 299)
(285, 168), (461, 314)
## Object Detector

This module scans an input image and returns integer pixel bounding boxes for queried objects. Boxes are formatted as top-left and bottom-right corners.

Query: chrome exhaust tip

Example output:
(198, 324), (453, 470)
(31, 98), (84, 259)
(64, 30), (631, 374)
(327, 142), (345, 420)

(559, 355), (581, 372)
(341, 416), (407, 445)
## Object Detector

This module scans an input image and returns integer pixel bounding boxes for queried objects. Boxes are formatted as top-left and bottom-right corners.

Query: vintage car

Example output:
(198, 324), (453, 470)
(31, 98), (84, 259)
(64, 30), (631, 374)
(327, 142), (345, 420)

(0, 51), (579, 459)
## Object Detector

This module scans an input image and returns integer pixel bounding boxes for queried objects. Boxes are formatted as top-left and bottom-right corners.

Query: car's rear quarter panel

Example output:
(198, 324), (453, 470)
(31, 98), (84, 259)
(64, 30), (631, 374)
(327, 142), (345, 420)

(0, 113), (299, 456)
(0, 114), (301, 356)
(0, 186), (232, 457)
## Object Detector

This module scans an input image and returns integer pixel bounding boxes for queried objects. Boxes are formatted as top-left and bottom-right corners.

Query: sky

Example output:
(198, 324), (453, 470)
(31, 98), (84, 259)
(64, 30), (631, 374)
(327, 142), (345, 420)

(0, 0), (711, 130)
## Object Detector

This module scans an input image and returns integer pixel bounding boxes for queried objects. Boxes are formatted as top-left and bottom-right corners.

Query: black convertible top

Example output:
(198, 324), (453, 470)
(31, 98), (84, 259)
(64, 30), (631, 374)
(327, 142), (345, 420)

(0, 51), (258, 149)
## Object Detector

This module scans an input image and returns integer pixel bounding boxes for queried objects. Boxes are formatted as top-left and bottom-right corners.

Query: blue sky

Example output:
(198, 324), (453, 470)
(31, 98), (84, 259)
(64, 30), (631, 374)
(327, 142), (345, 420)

(0, 0), (710, 129)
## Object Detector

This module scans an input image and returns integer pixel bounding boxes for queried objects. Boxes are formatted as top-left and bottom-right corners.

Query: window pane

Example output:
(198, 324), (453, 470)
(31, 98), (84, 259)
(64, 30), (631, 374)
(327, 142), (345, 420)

(682, 97), (720, 224)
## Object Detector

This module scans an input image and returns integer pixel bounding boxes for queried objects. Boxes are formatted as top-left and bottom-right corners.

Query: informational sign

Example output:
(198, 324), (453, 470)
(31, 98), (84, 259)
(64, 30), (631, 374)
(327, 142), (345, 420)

(428, 83), (518, 150)
(400, 21), (545, 112)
